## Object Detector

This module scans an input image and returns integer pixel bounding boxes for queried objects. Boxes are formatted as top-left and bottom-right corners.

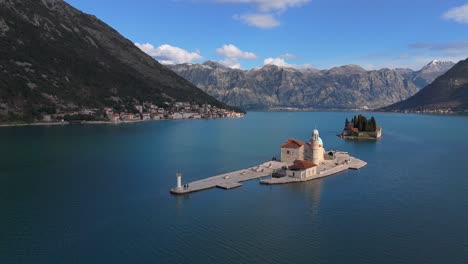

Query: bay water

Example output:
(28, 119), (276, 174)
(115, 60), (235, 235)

(1, 112), (468, 263)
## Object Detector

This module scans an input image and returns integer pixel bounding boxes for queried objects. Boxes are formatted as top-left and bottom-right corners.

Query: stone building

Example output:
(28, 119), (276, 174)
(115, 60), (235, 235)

(281, 129), (325, 165)
(280, 139), (305, 163)
(286, 160), (317, 179)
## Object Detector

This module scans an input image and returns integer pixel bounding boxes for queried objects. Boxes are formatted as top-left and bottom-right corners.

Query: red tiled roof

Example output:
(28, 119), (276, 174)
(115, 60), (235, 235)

(288, 160), (317, 170)
(281, 138), (305, 149)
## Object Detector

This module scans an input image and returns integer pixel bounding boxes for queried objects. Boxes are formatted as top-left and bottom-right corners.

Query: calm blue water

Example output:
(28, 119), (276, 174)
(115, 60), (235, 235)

(1, 112), (468, 263)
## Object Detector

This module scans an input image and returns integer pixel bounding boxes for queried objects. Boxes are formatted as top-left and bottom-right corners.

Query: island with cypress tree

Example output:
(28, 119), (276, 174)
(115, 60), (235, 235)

(339, 114), (382, 140)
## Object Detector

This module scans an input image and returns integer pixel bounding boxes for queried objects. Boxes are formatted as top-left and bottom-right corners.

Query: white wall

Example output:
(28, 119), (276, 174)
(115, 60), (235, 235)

(286, 166), (317, 179)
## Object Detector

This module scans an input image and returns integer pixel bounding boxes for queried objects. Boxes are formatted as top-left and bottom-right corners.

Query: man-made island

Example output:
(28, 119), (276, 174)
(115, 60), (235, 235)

(170, 129), (366, 195)
(339, 114), (382, 140)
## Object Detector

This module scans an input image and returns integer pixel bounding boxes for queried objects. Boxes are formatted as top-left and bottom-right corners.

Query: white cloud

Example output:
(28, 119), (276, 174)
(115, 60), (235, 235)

(216, 44), (258, 59)
(219, 59), (242, 69)
(135, 42), (203, 64)
(236, 13), (280, 28)
(264, 57), (293, 67)
(213, 0), (310, 29)
(215, 44), (257, 68)
(263, 57), (312, 69)
(443, 4), (468, 24)
(215, 0), (309, 12)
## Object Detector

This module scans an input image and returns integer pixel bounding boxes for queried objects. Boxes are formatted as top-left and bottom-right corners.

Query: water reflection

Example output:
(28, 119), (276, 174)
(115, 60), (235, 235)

(288, 179), (323, 211)
(174, 193), (191, 210)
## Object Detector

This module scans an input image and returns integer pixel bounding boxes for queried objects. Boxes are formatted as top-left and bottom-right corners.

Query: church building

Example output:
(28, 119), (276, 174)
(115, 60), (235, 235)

(280, 129), (325, 179)
(280, 139), (305, 163)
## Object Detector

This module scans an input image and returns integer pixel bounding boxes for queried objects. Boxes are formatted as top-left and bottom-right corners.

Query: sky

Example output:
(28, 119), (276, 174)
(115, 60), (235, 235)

(66, 0), (468, 70)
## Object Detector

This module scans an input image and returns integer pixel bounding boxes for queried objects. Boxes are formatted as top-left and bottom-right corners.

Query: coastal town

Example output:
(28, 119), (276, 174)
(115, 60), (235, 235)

(37, 102), (244, 125)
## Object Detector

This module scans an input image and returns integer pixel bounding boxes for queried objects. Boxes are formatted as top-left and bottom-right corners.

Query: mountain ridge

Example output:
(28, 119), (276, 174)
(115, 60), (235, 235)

(381, 58), (468, 112)
(167, 60), (455, 110)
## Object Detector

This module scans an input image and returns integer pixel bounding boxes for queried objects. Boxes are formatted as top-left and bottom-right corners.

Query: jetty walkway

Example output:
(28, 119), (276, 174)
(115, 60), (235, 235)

(170, 161), (288, 195)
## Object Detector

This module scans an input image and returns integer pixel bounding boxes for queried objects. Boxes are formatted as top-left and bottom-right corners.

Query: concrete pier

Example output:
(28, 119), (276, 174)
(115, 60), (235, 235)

(170, 161), (288, 195)
(170, 151), (366, 195)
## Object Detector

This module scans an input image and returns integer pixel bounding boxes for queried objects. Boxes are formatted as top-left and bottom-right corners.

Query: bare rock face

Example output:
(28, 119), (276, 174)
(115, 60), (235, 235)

(382, 58), (468, 112)
(168, 62), (438, 110)
(410, 60), (456, 88)
(0, 0), (231, 122)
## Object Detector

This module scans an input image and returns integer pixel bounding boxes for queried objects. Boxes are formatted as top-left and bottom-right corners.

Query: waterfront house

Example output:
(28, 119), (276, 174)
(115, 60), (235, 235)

(286, 160), (317, 179)
(152, 114), (164, 120)
(142, 113), (151, 120)
(120, 113), (136, 121)
(170, 113), (183, 119)
(112, 113), (120, 123)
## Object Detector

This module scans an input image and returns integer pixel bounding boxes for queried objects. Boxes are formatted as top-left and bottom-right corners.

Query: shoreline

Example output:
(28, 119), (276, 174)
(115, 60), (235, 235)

(0, 116), (244, 128)
(338, 135), (381, 140)
(249, 109), (468, 116)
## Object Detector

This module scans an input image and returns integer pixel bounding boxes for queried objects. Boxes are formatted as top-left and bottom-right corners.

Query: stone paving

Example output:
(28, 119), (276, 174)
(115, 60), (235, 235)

(170, 161), (288, 194)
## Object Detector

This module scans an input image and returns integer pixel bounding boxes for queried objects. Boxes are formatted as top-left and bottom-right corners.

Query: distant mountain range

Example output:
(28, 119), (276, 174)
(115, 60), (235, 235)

(0, 0), (235, 123)
(400, 60), (456, 88)
(168, 60), (455, 110)
(381, 58), (468, 112)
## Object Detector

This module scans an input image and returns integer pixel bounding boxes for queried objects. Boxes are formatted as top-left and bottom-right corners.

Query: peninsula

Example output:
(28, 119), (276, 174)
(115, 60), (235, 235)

(339, 114), (382, 140)
(170, 129), (366, 195)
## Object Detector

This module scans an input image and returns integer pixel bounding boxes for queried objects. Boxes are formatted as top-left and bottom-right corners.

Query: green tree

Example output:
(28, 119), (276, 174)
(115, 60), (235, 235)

(370, 117), (377, 132)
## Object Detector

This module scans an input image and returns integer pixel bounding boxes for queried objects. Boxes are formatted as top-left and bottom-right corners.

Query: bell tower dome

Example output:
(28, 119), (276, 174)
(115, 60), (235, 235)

(312, 129), (319, 141)
(311, 129), (324, 165)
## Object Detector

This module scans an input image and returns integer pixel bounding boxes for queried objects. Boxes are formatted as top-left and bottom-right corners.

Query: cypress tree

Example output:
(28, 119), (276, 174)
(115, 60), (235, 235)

(366, 120), (373, 132)
(358, 115), (363, 131)
(370, 117), (377, 132)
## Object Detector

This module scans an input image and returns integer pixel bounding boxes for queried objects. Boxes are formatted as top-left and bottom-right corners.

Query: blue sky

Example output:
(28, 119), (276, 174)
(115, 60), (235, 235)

(66, 0), (468, 70)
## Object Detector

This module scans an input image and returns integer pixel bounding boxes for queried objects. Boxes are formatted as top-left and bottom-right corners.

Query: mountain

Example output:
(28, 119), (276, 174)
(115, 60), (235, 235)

(410, 60), (455, 88)
(168, 62), (426, 110)
(381, 58), (468, 112)
(0, 0), (235, 123)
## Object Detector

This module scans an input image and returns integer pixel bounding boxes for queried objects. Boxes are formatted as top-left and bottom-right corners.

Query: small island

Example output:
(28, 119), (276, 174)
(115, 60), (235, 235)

(170, 129), (367, 195)
(339, 114), (382, 140)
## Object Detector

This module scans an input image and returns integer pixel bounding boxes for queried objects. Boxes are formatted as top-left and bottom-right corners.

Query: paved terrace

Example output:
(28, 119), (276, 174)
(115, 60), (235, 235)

(170, 161), (289, 195)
